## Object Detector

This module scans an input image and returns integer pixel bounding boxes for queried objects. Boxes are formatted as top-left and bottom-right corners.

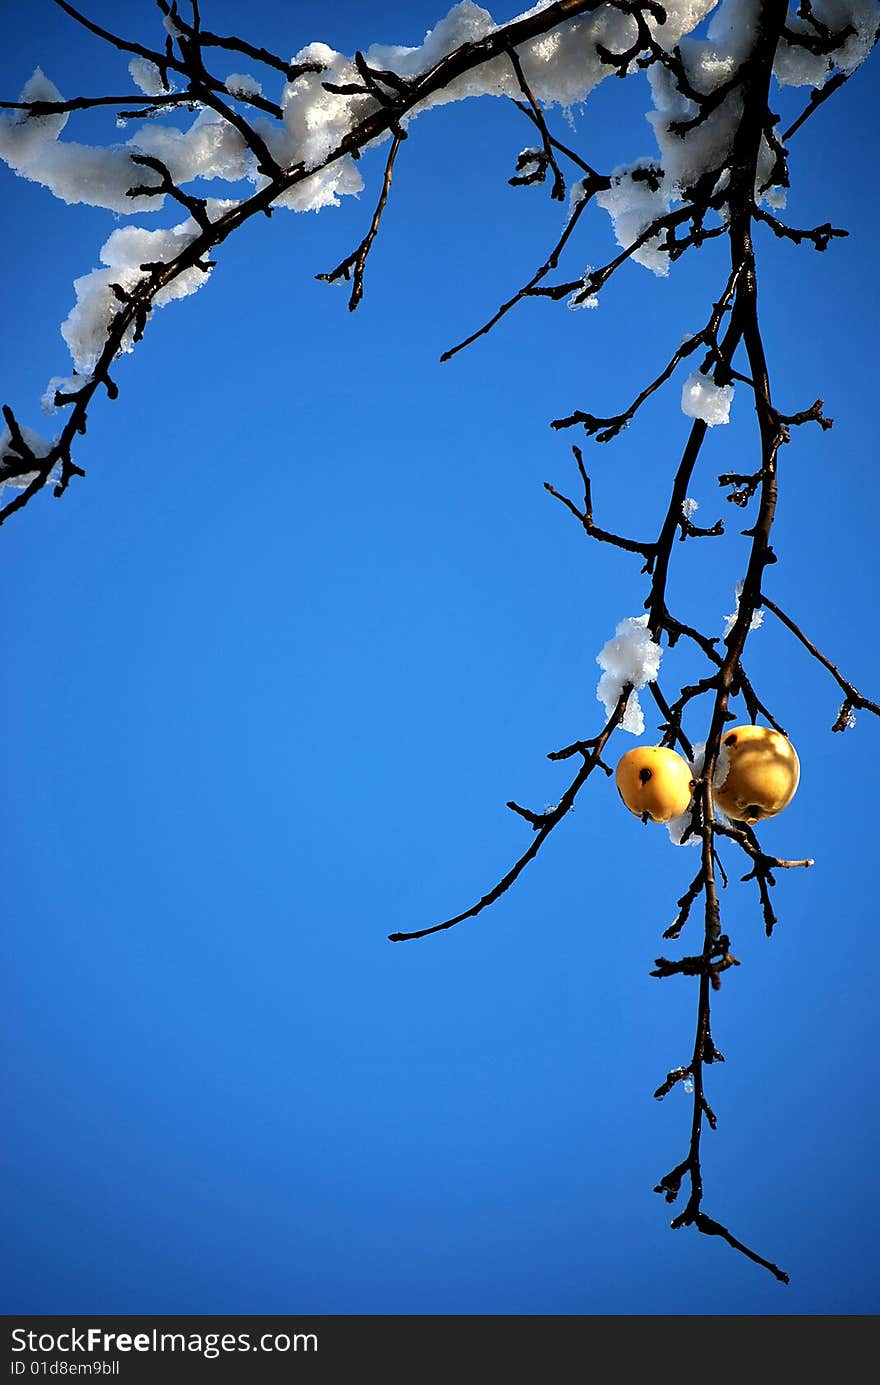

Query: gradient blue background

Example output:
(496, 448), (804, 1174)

(2, 1), (877, 1315)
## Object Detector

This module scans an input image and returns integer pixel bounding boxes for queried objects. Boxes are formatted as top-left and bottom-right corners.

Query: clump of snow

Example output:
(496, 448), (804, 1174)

(666, 805), (699, 846)
(243, 42), (370, 210)
(681, 370), (734, 425)
(0, 421), (58, 495)
(355, 0), (718, 122)
(225, 73), (263, 100)
(267, 142), (364, 212)
(0, 2), (725, 228)
(15, 0), (850, 405)
(647, 41), (743, 196)
(666, 737), (705, 844)
(13, 139), (167, 212)
(595, 161), (673, 275)
(0, 70), (252, 211)
(0, 421), (53, 463)
(689, 740), (706, 778)
(128, 57), (168, 97)
(0, 71), (165, 211)
(5, 69), (69, 147)
(40, 374), (82, 413)
(60, 268), (136, 374)
(596, 614), (662, 735)
(682, 496), (700, 520)
(687, 737), (735, 814)
(133, 109), (251, 187)
(365, 3), (496, 83)
(722, 581), (763, 639)
(279, 43), (377, 172)
(568, 177), (591, 213)
(567, 266), (599, 310)
(775, 0), (879, 87)
(665, 735), (740, 843)
(61, 202), (236, 373)
(645, 0), (790, 207)
(713, 737), (732, 792)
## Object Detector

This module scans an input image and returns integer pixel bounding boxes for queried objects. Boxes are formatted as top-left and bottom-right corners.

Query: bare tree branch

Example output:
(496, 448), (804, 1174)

(388, 691), (631, 943)
(316, 130), (405, 310)
(504, 42), (566, 200)
(762, 595), (880, 727)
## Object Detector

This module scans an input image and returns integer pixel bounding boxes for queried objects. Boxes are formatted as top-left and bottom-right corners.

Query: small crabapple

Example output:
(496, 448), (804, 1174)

(713, 724), (800, 824)
(616, 746), (694, 824)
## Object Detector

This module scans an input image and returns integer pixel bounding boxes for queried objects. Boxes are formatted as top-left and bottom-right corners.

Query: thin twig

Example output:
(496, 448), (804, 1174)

(552, 263), (743, 441)
(762, 595), (880, 726)
(505, 43), (565, 200)
(544, 446), (654, 557)
(388, 691), (630, 942)
(781, 69), (850, 140)
(316, 131), (405, 310)
(513, 99), (605, 179)
(440, 186), (595, 361)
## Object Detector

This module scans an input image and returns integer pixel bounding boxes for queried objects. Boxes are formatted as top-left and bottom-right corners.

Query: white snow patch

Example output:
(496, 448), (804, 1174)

(40, 375), (82, 413)
(278, 43), (377, 173)
(1, 2), (723, 226)
(713, 738), (733, 793)
(0, 72), (166, 212)
(689, 740), (707, 778)
(774, 0), (879, 87)
(5, 2), (781, 404)
(644, 0), (793, 205)
(666, 737), (705, 844)
(596, 614), (662, 736)
(567, 265), (599, 309)
(666, 805), (699, 846)
(595, 161), (673, 275)
(133, 109), (250, 187)
(722, 580), (764, 639)
(666, 736), (738, 841)
(128, 57), (168, 97)
(365, 0), (719, 114)
(61, 203), (235, 373)
(0, 78), (251, 211)
(0, 69), (69, 153)
(0, 421), (58, 495)
(225, 73), (263, 100)
(681, 370), (734, 425)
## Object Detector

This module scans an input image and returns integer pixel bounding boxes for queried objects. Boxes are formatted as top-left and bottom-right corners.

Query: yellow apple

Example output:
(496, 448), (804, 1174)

(616, 746), (694, 824)
(713, 725), (800, 824)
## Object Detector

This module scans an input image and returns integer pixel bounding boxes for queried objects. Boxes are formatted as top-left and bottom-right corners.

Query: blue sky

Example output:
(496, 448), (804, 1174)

(2, 1), (878, 1315)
